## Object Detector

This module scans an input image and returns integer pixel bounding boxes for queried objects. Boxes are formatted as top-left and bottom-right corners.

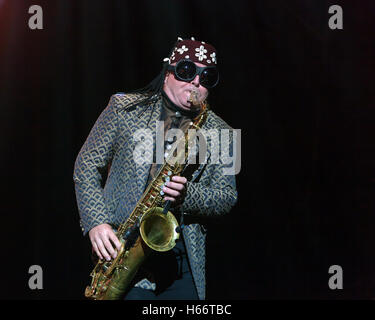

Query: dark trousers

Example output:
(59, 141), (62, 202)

(124, 239), (199, 300)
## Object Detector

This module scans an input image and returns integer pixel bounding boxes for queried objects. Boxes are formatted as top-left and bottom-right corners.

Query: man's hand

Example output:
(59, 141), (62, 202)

(88, 177), (187, 260)
(163, 175), (187, 207)
(89, 224), (122, 261)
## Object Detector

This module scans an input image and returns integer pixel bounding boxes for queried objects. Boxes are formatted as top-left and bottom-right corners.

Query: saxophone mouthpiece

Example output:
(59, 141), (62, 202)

(188, 89), (202, 108)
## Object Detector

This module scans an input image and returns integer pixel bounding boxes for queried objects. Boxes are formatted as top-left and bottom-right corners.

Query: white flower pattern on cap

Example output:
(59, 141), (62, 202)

(167, 37), (217, 65)
(210, 52), (217, 64)
(177, 45), (188, 54)
(170, 49), (177, 61)
(195, 45), (207, 61)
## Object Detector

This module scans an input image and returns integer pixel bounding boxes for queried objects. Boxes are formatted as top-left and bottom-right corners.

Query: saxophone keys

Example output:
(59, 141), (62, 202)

(117, 265), (129, 271)
(102, 262), (111, 272)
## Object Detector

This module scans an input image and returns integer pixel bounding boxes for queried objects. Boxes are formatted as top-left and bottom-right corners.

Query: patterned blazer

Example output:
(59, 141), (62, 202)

(73, 93), (238, 300)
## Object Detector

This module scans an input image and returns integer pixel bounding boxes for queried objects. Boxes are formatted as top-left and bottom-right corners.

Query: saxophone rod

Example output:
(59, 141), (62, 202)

(162, 200), (171, 214)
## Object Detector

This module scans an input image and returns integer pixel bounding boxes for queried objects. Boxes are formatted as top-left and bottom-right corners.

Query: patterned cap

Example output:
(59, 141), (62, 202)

(165, 37), (217, 66)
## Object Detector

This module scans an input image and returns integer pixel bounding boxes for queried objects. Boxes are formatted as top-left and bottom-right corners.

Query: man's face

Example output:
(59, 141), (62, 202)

(163, 62), (209, 111)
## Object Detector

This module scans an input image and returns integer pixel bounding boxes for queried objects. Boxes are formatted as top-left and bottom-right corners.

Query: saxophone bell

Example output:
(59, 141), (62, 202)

(139, 206), (180, 252)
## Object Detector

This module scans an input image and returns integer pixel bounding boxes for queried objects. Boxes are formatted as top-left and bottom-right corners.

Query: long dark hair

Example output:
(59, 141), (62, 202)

(125, 39), (181, 114)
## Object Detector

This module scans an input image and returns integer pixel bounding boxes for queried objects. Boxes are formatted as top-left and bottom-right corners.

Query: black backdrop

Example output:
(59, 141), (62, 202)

(0, 0), (374, 299)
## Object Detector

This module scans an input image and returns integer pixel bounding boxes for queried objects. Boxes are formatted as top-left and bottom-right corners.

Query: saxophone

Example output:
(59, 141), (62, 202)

(84, 90), (209, 300)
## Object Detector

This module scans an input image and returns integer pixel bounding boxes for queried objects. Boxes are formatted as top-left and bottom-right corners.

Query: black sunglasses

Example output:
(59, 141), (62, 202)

(167, 59), (219, 88)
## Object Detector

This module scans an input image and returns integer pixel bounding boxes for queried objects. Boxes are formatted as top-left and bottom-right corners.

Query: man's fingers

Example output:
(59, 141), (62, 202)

(95, 238), (111, 261)
(163, 186), (180, 197)
(164, 196), (176, 202)
(92, 242), (103, 260)
(171, 176), (187, 184)
(163, 176), (188, 203)
(102, 237), (117, 259)
(88, 224), (121, 261)
(108, 231), (122, 252)
(165, 181), (185, 191)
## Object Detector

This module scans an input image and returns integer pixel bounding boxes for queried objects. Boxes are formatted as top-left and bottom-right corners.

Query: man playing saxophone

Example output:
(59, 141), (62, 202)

(73, 37), (238, 300)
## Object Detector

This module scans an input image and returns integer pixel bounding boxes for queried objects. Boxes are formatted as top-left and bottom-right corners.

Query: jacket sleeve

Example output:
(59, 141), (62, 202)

(181, 118), (238, 218)
(73, 95), (119, 235)
(181, 163), (238, 218)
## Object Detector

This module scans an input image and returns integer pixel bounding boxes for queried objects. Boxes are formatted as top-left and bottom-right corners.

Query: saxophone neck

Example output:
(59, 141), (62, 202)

(193, 101), (209, 127)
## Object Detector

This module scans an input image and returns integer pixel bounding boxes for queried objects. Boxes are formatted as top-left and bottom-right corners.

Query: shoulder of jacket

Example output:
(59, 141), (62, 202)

(109, 92), (149, 111)
(206, 110), (233, 130)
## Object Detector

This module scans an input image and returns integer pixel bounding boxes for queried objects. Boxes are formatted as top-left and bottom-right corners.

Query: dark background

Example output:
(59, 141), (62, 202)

(0, 0), (374, 299)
